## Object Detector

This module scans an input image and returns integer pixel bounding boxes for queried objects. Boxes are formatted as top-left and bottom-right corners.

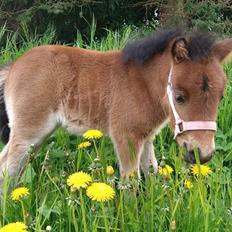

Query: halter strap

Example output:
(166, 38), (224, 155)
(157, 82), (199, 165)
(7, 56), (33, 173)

(166, 65), (217, 138)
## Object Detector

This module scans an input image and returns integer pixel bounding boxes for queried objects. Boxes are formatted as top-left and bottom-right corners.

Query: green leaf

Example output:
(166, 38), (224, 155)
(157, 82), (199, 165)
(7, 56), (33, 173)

(19, 163), (36, 184)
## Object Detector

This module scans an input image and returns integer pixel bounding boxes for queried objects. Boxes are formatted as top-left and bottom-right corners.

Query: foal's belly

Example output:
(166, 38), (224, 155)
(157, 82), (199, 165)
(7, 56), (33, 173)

(57, 103), (109, 135)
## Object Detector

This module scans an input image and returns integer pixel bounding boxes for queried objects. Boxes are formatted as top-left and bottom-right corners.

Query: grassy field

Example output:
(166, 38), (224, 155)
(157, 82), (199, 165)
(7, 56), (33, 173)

(0, 25), (231, 232)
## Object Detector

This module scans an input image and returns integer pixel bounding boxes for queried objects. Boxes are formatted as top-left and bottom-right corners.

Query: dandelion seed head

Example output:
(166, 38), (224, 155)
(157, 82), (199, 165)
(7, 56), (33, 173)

(117, 179), (131, 190)
(46, 225), (52, 231)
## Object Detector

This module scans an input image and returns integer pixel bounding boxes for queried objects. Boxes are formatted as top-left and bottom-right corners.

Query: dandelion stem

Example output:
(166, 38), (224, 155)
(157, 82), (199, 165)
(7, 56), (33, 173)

(114, 199), (121, 232)
(86, 151), (94, 162)
(80, 189), (88, 232)
(150, 175), (154, 232)
(101, 202), (109, 232)
(133, 185), (139, 220)
(119, 191), (125, 232)
(71, 206), (79, 232)
(20, 200), (26, 224)
(45, 169), (63, 196)
(93, 141), (99, 158)
(76, 150), (83, 171)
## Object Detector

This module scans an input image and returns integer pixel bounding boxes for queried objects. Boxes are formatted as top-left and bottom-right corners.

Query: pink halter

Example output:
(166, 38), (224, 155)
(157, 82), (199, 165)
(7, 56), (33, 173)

(166, 65), (217, 138)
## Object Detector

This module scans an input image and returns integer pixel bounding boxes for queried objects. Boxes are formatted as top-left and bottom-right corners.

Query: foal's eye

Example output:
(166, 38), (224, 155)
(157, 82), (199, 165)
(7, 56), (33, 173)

(175, 94), (186, 104)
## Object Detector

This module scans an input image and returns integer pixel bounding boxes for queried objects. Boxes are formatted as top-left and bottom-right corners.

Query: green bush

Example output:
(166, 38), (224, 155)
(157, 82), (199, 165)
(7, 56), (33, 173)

(0, 1), (231, 44)
(0, 0), (156, 43)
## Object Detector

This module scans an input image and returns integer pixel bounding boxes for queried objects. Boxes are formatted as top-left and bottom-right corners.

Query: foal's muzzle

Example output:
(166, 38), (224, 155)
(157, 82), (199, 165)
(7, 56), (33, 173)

(183, 147), (213, 164)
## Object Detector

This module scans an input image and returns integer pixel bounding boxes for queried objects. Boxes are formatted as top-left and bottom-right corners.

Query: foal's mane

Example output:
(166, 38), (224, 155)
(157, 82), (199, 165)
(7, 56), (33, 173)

(122, 29), (216, 64)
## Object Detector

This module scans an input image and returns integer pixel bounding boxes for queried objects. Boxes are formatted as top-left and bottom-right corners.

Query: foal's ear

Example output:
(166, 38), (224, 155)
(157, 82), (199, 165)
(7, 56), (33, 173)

(171, 37), (190, 63)
(212, 38), (232, 64)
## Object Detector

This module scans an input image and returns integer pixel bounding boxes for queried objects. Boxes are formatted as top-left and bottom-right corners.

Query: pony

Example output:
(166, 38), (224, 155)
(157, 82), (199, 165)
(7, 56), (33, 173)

(0, 29), (231, 187)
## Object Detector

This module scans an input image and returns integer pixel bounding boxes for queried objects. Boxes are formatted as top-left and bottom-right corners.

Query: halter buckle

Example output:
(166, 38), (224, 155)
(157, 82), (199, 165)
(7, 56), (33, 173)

(175, 120), (184, 137)
(177, 120), (184, 132)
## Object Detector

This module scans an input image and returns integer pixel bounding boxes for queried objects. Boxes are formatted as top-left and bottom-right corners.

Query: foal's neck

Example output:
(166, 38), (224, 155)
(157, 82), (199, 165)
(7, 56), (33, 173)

(120, 52), (171, 129)
(140, 53), (171, 103)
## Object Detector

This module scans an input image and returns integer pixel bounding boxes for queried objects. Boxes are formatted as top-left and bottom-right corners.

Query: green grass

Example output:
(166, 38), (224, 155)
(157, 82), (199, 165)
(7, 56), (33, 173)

(0, 25), (232, 232)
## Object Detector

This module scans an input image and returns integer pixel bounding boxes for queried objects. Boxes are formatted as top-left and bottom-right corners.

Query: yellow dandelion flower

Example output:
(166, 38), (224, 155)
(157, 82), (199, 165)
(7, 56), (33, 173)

(83, 129), (103, 139)
(78, 141), (92, 149)
(184, 180), (193, 189)
(0, 222), (27, 232)
(106, 166), (114, 176)
(11, 187), (30, 201)
(67, 171), (92, 190)
(191, 164), (212, 176)
(158, 165), (174, 176)
(86, 182), (115, 202)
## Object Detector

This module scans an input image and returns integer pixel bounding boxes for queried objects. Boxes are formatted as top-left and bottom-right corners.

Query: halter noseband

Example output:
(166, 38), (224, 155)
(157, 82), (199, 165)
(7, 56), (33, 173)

(166, 65), (217, 138)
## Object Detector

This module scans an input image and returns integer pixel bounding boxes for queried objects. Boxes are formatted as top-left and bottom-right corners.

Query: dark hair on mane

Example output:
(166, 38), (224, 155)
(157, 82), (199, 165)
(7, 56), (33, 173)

(122, 29), (216, 64)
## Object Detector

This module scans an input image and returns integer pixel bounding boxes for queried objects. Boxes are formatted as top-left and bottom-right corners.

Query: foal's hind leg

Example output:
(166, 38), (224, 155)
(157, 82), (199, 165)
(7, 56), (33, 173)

(0, 143), (9, 175)
(140, 139), (158, 175)
(0, 113), (57, 189)
(0, 135), (33, 185)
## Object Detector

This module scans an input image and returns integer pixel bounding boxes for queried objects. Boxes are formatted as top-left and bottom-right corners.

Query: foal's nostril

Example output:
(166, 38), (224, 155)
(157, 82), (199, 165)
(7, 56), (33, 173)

(182, 142), (193, 151)
(183, 148), (201, 164)
(188, 150), (196, 164)
(183, 142), (187, 149)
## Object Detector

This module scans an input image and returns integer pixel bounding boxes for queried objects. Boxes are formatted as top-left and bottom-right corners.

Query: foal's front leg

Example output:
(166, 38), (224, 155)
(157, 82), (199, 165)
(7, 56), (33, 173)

(140, 139), (158, 175)
(111, 131), (145, 178)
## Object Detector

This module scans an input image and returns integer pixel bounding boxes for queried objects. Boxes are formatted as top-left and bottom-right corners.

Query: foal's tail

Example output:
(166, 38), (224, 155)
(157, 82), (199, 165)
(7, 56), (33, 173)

(0, 64), (11, 144)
